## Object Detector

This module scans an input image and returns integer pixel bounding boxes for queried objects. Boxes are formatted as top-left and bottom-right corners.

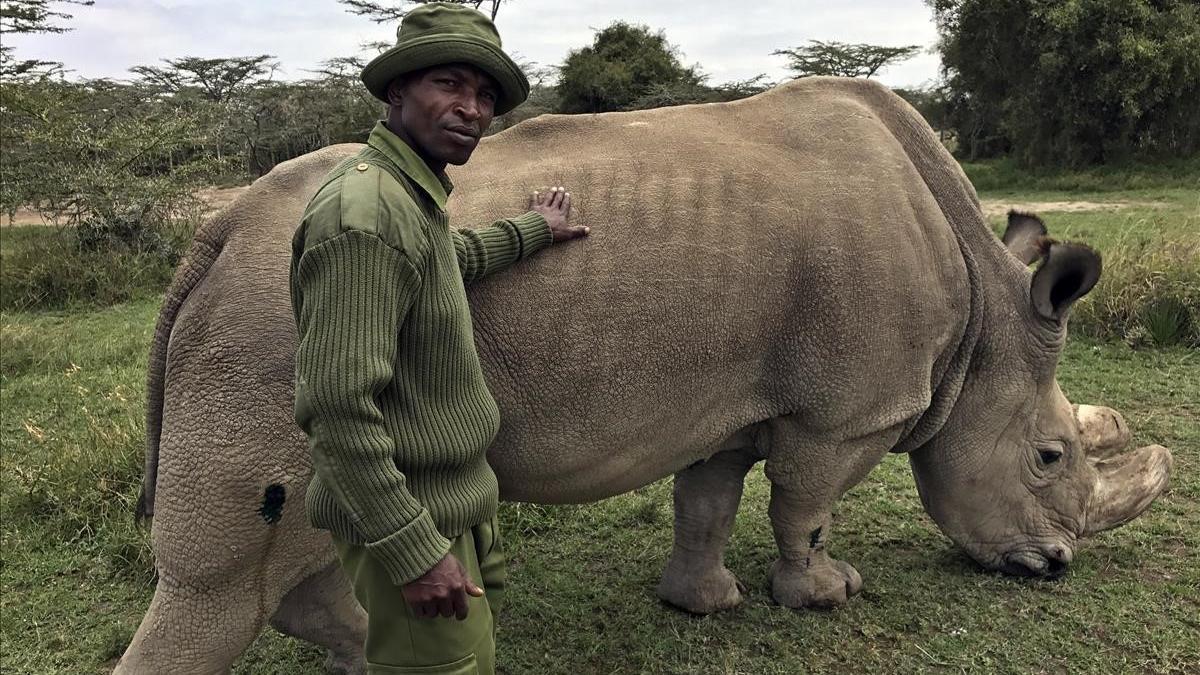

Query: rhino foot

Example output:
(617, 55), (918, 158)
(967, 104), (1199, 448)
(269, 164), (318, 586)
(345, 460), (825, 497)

(770, 557), (863, 609)
(656, 562), (746, 614)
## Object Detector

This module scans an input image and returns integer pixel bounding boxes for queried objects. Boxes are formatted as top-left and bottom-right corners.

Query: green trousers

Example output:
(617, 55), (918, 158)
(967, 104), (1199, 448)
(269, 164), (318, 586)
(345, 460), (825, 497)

(334, 518), (505, 674)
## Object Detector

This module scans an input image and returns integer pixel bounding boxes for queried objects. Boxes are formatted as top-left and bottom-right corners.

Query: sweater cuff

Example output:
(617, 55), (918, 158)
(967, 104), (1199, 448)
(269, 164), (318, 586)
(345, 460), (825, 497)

(365, 510), (452, 585)
(510, 210), (553, 257)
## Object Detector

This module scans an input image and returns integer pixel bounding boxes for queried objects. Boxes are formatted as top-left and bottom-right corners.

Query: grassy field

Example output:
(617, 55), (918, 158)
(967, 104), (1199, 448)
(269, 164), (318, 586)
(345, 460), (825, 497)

(1, 176), (1197, 674)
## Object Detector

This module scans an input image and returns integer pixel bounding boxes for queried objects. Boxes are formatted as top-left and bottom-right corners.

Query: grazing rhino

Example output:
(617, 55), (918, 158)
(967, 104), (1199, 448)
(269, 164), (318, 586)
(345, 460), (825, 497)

(117, 77), (1172, 674)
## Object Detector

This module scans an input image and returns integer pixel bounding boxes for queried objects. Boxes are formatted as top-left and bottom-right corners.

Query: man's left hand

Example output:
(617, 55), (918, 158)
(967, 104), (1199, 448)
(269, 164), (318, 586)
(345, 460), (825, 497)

(532, 186), (588, 242)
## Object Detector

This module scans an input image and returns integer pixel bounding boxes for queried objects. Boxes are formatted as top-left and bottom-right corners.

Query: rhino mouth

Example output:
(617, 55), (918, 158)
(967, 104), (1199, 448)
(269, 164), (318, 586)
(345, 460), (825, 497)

(1000, 550), (1070, 579)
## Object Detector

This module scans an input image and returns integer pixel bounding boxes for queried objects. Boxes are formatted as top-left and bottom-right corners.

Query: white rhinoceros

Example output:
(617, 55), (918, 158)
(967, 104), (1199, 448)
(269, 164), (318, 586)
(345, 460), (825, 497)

(117, 77), (1172, 674)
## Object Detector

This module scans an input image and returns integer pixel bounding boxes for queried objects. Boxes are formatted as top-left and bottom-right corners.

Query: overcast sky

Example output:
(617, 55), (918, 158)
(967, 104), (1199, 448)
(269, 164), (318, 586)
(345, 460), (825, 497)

(7, 0), (943, 88)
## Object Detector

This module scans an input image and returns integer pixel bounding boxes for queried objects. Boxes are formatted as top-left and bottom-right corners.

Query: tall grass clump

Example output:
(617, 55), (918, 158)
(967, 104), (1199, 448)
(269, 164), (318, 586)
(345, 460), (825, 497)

(1071, 224), (1200, 348)
(0, 225), (192, 312)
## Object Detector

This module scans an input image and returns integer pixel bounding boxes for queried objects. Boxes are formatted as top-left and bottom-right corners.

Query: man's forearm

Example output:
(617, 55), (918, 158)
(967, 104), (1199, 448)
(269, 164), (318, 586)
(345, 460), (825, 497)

(452, 211), (552, 283)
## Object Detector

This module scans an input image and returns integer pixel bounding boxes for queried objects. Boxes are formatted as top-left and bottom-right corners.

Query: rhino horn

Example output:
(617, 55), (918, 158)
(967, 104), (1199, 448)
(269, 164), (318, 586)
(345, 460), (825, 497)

(1085, 444), (1172, 536)
(1073, 404), (1133, 461)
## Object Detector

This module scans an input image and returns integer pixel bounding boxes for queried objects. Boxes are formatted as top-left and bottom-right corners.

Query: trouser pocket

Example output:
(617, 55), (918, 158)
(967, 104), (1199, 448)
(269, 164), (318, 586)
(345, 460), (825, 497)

(368, 653), (477, 674)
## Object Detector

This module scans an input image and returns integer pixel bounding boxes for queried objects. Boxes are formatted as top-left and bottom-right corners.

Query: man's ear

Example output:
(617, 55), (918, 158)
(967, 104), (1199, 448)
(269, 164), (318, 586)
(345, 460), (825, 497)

(386, 79), (405, 107)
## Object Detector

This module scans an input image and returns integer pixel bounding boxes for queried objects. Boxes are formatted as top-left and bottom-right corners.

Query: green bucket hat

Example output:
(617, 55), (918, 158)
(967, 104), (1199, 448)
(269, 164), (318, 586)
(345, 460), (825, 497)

(361, 2), (529, 115)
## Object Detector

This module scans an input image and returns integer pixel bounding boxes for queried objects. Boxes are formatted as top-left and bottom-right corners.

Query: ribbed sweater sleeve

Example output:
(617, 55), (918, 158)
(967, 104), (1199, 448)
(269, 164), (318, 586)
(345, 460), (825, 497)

(452, 210), (552, 283)
(293, 230), (451, 585)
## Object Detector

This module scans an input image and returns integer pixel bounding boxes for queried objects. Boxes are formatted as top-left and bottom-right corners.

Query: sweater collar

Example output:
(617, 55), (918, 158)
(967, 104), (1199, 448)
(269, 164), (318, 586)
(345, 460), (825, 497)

(367, 121), (454, 209)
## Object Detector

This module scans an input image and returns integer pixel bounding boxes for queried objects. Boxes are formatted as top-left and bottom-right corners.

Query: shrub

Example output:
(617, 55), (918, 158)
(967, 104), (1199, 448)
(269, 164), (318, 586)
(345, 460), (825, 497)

(1071, 226), (1200, 348)
(0, 225), (188, 311)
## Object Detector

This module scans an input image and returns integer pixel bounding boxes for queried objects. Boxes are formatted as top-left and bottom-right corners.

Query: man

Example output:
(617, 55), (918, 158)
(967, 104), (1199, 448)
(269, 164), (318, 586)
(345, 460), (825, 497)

(289, 4), (587, 673)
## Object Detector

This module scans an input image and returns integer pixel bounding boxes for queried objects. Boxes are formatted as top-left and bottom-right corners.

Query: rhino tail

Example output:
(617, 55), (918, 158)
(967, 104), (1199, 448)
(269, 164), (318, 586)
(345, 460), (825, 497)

(137, 217), (235, 524)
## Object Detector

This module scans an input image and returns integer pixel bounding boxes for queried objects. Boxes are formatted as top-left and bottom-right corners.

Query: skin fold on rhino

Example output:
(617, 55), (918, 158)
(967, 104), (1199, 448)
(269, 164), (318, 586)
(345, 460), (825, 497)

(117, 77), (1172, 674)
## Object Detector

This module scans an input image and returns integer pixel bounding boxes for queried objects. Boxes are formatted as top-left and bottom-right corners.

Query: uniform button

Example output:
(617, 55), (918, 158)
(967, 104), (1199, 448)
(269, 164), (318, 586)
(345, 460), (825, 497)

(356, 163), (369, 172)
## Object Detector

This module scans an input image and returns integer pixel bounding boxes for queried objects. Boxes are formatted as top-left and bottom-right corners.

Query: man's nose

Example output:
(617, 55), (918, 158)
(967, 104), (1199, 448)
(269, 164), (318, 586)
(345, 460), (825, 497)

(455, 94), (481, 121)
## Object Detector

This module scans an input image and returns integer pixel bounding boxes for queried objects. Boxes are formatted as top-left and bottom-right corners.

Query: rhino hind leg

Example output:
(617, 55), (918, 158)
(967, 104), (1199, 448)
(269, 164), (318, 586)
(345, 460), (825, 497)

(115, 576), (271, 674)
(269, 558), (367, 674)
(656, 447), (759, 614)
(763, 421), (902, 609)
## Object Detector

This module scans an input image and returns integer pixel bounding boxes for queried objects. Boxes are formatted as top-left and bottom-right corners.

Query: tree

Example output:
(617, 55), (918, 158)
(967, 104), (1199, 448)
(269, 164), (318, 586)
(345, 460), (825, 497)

(339, 0), (506, 22)
(773, 40), (921, 79)
(0, 77), (224, 250)
(130, 55), (277, 103)
(0, 0), (92, 77)
(928, 0), (1200, 165)
(557, 22), (703, 114)
(893, 84), (951, 136)
(625, 74), (772, 111)
(131, 55), (282, 174)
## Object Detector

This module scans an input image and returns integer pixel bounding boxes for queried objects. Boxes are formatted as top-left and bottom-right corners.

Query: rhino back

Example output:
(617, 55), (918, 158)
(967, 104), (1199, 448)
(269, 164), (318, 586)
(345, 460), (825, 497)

(448, 78), (972, 502)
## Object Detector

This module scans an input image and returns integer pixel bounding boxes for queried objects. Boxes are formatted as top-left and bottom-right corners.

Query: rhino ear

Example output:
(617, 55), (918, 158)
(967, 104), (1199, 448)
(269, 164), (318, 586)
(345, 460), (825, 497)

(1002, 210), (1048, 266)
(1030, 242), (1102, 321)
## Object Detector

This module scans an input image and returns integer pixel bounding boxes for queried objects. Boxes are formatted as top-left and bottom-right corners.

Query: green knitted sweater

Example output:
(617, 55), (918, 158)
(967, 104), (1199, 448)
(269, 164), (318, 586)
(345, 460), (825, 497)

(290, 122), (552, 585)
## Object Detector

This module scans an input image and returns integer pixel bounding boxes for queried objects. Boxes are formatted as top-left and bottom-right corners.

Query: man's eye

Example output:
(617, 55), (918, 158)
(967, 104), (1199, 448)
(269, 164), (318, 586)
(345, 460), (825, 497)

(480, 91), (496, 102)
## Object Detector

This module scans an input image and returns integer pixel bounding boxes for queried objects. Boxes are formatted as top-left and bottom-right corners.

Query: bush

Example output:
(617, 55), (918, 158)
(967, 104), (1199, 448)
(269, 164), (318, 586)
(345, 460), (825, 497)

(557, 22), (703, 114)
(0, 225), (187, 311)
(1, 76), (223, 272)
(1071, 227), (1200, 348)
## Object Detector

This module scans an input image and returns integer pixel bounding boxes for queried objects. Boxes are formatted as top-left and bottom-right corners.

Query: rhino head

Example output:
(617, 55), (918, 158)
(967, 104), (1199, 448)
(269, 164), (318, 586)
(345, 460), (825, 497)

(909, 212), (1173, 577)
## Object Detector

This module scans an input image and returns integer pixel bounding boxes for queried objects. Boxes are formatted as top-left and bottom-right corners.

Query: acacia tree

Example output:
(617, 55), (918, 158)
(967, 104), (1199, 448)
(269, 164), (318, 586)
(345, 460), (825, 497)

(130, 55), (277, 103)
(929, 0), (1200, 165)
(131, 55), (280, 172)
(340, 0), (506, 22)
(0, 0), (92, 77)
(1, 77), (223, 251)
(773, 40), (921, 79)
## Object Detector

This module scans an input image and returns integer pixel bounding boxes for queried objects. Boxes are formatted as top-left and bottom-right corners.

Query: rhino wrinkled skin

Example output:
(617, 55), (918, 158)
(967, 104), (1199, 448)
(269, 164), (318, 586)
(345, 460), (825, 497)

(116, 78), (1172, 674)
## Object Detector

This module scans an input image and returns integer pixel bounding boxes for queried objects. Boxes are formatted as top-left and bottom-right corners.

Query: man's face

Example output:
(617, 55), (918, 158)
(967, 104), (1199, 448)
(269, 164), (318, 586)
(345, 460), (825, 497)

(388, 64), (499, 169)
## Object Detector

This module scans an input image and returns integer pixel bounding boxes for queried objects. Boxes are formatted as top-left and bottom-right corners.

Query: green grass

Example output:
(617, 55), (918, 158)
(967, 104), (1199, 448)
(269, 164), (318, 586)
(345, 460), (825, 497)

(2, 168), (1199, 673)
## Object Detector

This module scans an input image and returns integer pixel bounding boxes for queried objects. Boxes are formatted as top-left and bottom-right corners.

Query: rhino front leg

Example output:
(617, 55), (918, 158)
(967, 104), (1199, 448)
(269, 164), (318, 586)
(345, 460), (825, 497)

(763, 421), (902, 609)
(656, 447), (759, 614)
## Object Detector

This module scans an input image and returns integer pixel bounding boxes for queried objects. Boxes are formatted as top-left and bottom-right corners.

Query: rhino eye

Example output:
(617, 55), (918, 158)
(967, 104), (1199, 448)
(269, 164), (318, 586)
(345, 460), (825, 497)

(1038, 447), (1063, 466)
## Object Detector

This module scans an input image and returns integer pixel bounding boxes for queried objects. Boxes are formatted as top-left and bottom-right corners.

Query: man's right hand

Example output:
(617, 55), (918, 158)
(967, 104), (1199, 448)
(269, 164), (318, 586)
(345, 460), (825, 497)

(532, 186), (589, 242)
(402, 553), (484, 620)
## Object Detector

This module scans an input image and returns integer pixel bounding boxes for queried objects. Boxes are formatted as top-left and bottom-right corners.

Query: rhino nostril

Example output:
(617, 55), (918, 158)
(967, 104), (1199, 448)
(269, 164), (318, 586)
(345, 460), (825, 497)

(1043, 547), (1071, 577)
(1046, 557), (1068, 577)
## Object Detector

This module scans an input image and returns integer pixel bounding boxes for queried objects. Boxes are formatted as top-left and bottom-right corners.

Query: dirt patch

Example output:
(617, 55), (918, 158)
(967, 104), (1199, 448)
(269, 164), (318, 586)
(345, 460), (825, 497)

(1, 185), (252, 227)
(980, 199), (1167, 218)
(193, 185), (250, 213)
